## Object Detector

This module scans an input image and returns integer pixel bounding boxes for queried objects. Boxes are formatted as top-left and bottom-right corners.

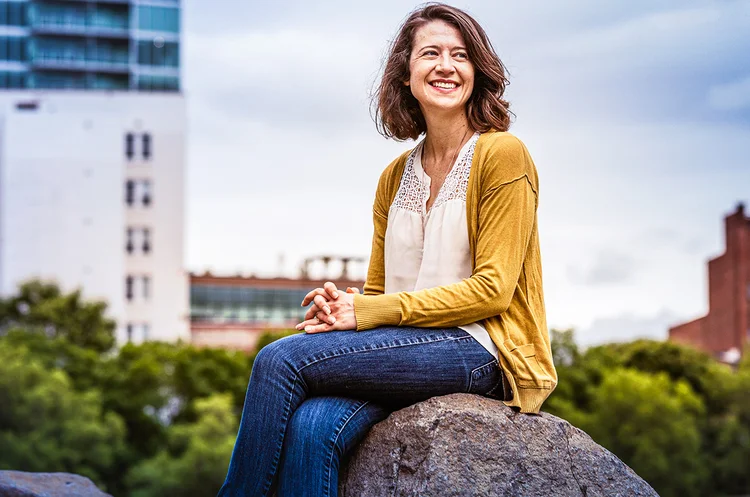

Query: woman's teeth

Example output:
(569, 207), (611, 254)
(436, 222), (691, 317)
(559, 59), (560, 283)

(431, 82), (457, 89)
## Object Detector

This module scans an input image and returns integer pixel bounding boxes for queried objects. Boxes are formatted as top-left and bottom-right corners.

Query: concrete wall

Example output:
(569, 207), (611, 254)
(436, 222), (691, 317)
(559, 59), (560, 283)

(0, 91), (187, 344)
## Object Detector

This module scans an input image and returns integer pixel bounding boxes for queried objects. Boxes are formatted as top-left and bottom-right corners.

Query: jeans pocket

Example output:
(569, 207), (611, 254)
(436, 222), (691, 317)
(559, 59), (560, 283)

(467, 360), (501, 396)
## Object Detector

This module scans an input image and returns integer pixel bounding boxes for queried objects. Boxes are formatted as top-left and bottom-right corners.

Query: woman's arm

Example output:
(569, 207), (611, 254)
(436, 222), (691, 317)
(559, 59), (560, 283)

(362, 192), (388, 296)
(354, 170), (537, 330)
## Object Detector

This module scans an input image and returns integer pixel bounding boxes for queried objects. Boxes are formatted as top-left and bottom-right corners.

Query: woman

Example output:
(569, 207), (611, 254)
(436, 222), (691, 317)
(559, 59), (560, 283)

(218, 3), (556, 496)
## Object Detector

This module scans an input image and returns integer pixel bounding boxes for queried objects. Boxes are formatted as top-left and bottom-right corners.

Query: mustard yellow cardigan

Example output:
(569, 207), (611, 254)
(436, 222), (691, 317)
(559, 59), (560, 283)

(353, 131), (557, 414)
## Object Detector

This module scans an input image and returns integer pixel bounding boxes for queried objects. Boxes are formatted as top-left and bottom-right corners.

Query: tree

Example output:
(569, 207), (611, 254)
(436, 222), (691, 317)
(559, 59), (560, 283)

(581, 368), (708, 497)
(0, 280), (116, 352)
(254, 329), (300, 354)
(0, 340), (126, 491)
(126, 394), (238, 497)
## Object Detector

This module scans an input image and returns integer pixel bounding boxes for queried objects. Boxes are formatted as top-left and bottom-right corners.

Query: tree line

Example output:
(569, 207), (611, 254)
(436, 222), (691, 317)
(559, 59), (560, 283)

(1, 281), (748, 496)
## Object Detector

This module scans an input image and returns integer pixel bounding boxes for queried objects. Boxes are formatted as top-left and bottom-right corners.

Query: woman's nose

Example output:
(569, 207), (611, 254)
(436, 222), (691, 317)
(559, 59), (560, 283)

(436, 53), (455, 72)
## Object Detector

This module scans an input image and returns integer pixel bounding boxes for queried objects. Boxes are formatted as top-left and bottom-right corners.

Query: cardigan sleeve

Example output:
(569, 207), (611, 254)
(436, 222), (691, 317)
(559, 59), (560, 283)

(354, 172), (537, 330)
(362, 159), (401, 296)
(362, 189), (388, 296)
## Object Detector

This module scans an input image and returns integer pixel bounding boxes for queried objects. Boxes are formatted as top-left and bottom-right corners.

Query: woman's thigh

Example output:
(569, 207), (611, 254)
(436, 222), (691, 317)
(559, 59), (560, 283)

(257, 326), (502, 406)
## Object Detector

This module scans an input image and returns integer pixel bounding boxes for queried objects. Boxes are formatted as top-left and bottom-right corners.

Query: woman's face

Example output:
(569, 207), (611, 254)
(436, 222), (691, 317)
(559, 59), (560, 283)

(406, 20), (475, 118)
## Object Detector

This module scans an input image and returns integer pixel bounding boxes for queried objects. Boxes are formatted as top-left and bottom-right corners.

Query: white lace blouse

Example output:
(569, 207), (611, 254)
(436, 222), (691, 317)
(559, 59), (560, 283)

(384, 132), (500, 361)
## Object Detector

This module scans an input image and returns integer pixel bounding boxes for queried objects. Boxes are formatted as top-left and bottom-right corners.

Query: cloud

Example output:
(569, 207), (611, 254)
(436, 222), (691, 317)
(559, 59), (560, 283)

(510, 1), (750, 124)
(181, 1), (750, 345)
(708, 75), (750, 111)
(566, 249), (638, 286)
(574, 308), (683, 347)
(184, 29), (382, 130)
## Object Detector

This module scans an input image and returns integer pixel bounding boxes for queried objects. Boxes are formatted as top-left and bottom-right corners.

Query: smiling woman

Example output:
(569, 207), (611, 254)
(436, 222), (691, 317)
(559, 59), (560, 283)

(218, 3), (556, 497)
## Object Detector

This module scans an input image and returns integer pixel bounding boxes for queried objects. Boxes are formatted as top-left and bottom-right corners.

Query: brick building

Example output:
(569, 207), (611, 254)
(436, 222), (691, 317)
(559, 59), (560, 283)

(190, 271), (365, 352)
(669, 203), (750, 362)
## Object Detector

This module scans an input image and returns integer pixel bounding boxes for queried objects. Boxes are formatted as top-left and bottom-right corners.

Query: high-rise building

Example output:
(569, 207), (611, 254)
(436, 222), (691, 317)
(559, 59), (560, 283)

(669, 203), (750, 362)
(0, 0), (179, 92)
(0, 1), (186, 344)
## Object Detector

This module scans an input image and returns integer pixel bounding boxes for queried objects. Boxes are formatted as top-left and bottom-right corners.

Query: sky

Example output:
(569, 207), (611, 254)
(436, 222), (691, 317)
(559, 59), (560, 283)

(181, 0), (750, 346)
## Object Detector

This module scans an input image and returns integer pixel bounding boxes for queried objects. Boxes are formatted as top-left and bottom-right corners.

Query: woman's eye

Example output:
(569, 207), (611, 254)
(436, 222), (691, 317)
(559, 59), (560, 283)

(424, 50), (438, 56)
(454, 52), (468, 60)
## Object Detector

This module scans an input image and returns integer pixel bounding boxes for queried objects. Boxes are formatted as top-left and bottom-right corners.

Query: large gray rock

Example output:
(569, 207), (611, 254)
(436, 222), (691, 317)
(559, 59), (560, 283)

(339, 393), (658, 497)
(0, 471), (112, 497)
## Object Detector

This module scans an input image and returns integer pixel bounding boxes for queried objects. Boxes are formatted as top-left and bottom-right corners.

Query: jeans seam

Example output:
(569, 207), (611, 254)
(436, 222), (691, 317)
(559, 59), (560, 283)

(468, 359), (499, 393)
(261, 372), (300, 497)
(325, 400), (370, 497)
(297, 334), (475, 376)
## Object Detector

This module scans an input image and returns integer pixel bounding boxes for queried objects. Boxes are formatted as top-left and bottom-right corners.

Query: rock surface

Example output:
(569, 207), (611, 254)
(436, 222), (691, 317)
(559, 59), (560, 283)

(339, 393), (659, 497)
(0, 471), (112, 497)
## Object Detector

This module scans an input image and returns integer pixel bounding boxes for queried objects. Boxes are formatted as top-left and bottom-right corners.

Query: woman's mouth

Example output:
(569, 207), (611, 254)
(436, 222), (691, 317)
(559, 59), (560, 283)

(430, 81), (458, 90)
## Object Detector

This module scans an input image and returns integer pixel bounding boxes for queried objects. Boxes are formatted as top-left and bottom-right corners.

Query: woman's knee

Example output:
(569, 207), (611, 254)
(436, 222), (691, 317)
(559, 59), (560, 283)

(253, 333), (305, 376)
(287, 397), (364, 454)
(287, 397), (390, 458)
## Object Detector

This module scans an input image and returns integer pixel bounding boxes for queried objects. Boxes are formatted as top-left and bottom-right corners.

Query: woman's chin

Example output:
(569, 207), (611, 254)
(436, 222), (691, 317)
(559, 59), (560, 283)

(421, 101), (468, 117)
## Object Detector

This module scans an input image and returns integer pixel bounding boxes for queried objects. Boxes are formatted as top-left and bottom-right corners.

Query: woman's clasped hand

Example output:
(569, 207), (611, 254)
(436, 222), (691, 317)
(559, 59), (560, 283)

(296, 282), (359, 333)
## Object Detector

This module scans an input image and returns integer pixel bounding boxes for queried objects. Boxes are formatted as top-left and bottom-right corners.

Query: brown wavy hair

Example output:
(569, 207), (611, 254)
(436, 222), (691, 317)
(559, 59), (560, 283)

(372, 3), (513, 141)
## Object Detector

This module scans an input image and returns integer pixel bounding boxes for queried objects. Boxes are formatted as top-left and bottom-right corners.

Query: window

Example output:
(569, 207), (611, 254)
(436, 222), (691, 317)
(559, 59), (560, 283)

(0, 2), (28, 27)
(125, 180), (135, 206)
(126, 323), (133, 342)
(142, 228), (151, 254)
(0, 71), (26, 89)
(126, 227), (134, 254)
(142, 133), (151, 160)
(142, 323), (150, 341)
(137, 40), (179, 67)
(138, 74), (179, 92)
(125, 132), (134, 160)
(125, 276), (134, 301)
(142, 275), (150, 300)
(142, 180), (152, 206)
(137, 6), (180, 33)
(0, 36), (27, 62)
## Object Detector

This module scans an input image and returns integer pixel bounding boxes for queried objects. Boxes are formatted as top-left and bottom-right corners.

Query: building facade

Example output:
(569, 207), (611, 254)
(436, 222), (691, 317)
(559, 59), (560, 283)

(191, 272), (366, 352)
(0, 0), (186, 344)
(0, 0), (180, 92)
(669, 203), (750, 362)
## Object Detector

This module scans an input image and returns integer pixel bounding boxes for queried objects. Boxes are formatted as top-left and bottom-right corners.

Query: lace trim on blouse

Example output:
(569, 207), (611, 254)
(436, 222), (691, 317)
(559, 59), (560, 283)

(391, 133), (480, 215)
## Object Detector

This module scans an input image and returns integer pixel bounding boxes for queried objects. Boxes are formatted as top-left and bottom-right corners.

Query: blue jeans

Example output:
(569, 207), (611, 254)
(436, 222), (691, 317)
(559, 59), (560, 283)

(218, 326), (505, 497)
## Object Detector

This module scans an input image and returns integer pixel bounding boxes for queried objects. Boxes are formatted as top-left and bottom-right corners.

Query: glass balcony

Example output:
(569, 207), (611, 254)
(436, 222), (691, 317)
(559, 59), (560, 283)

(40, 0), (131, 5)
(29, 6), (129, 39)
(30, 51), (129, 74)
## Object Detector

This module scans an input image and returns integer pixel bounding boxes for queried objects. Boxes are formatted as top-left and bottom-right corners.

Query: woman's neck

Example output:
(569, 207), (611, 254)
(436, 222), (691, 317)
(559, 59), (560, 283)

(422, 111), (473, 163)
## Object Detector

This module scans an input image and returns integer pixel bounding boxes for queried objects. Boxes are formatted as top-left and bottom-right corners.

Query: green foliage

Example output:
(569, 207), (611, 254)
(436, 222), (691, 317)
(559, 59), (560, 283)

(0, 281), (253, 496)
(0, 340), (126, 490)
(254, 329), (301, 353)
(581, 368), (707, 497)
(126, 394), (237, 497)
(2, 283), (750, 497)
(0, 280), (116, 352)
(0, 328), (106, 392)
(547, 331), (750, 497)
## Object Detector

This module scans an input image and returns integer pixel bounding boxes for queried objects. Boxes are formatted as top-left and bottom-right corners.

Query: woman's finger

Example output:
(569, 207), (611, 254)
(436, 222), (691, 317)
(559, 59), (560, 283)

(304, 321), (336, 333)
(323, 281), (339, 299)
(346, 287), (360, 294)
(313, 294), (331, 315)
(301, 288), (325, 307)
(295, 316), (322, 331)
(316, 309), (335, 325)
(304, 304), (321, 321)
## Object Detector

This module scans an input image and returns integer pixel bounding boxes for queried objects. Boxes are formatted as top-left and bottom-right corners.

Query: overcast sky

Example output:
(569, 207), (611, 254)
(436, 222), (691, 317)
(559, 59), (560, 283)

(181, 0), (750, 346)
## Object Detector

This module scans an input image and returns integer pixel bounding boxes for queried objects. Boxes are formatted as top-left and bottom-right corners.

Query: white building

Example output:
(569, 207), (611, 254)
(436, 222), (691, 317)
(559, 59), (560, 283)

(0, 91), (188, 344)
